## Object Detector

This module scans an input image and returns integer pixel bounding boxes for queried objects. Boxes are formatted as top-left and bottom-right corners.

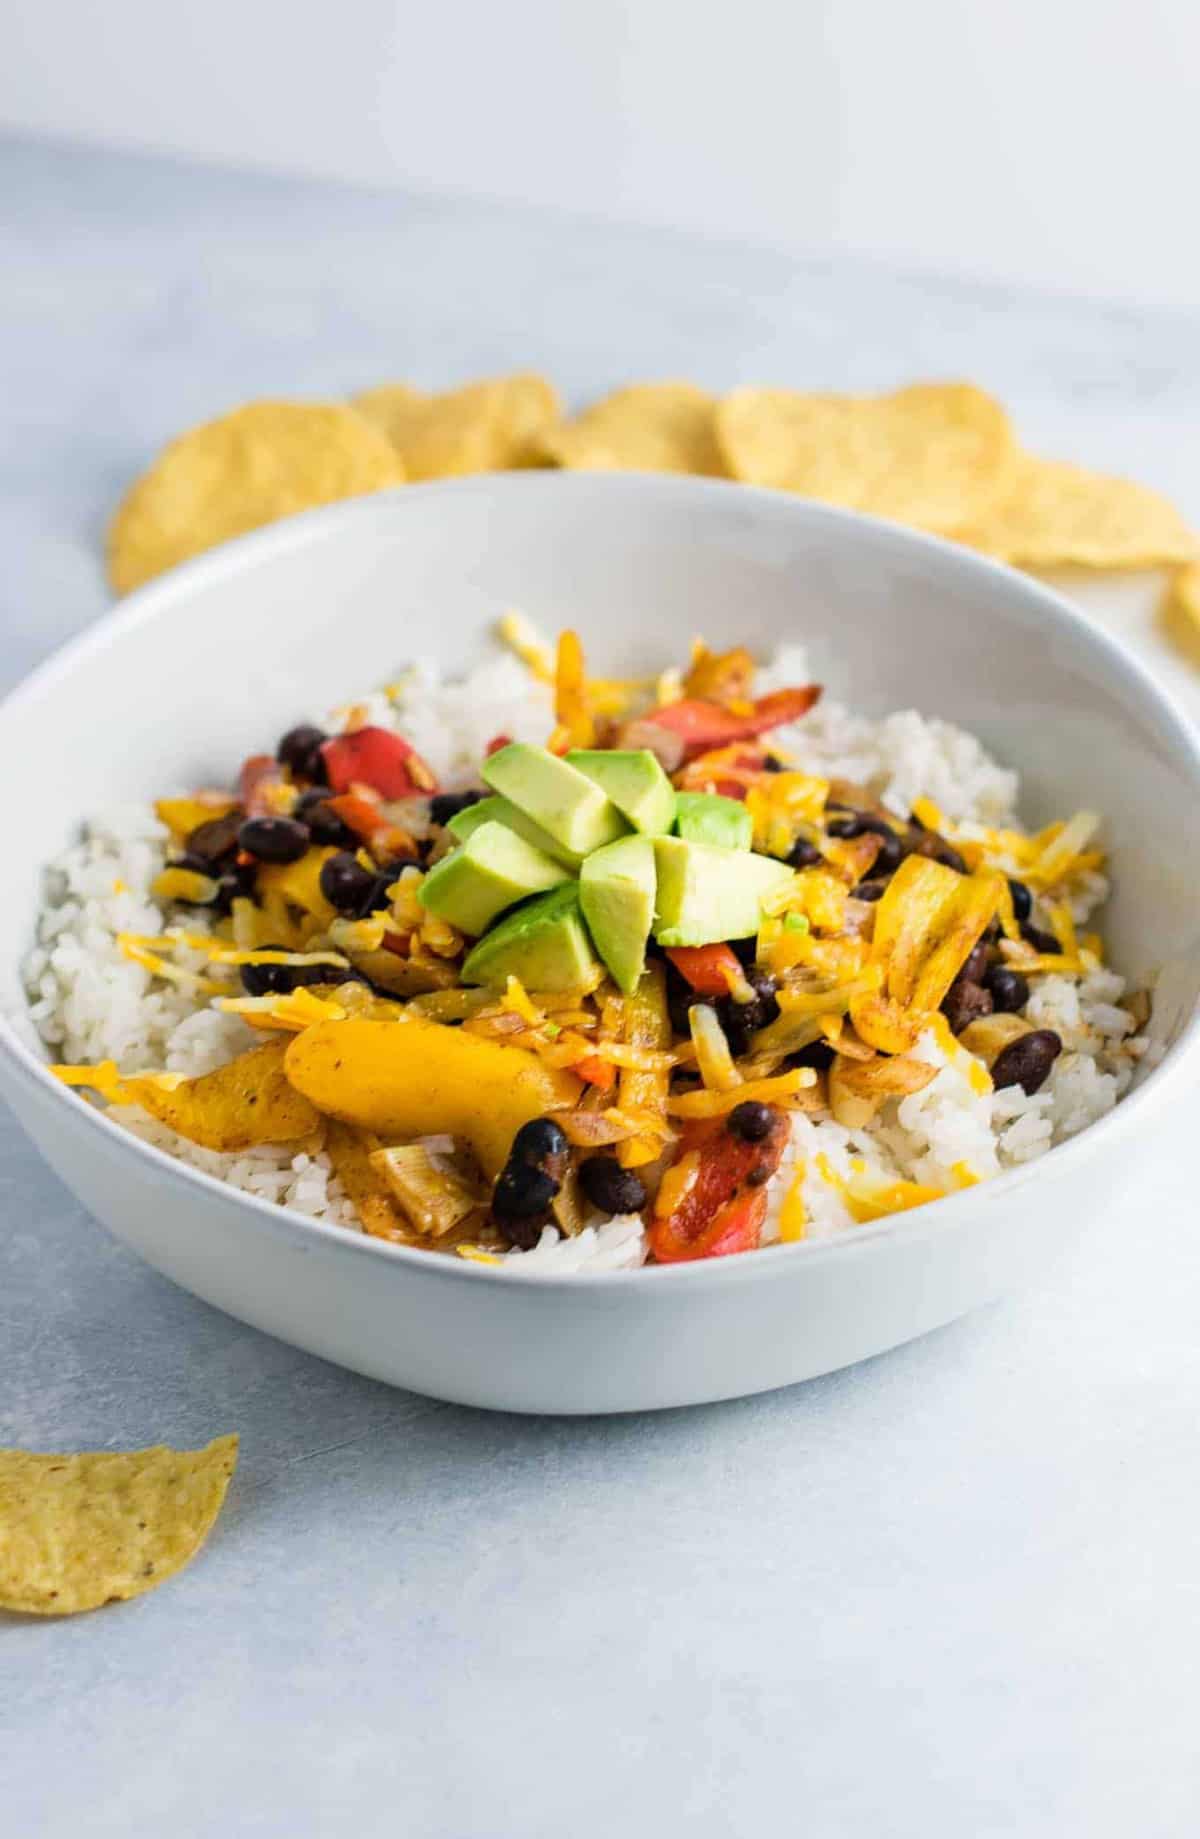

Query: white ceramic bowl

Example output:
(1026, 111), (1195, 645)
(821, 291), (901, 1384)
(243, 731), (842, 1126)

(2, 476), (1198, 1414)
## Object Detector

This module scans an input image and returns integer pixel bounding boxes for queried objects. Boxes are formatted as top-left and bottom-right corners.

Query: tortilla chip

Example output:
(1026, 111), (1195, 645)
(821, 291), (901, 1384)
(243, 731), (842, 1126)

(540, 382), (726, 476)
(353, 374), (560, 479)
(715, 382), (1015, 532)
(959, 455), (1197, 567)
(107, 400), (404, 594)
(1168, 560), (1200, 627)
(0, 1435), (237, 1615)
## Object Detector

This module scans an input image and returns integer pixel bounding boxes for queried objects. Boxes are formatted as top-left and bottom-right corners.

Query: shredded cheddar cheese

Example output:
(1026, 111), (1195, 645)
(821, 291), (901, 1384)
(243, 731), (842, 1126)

(778, 1163), (808, 1242)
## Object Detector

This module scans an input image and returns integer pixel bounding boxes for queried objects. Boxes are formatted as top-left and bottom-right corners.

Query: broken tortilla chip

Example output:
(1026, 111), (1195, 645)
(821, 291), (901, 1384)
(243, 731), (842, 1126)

(958, 455), (1197, 568)
(353, 374), (560, 479)
(715, 382), (1015, 533)
(107, 400), (404, 594)
(0, 1435), (237, 1615)
(540, 382), (726, 476)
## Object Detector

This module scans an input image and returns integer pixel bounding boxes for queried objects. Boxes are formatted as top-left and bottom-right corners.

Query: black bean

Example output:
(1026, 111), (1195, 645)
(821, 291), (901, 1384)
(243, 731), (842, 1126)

(786, 837), (822, 869)
(304, 801), (359, 847)
(184, 811), (243, 865)
(318, 852), (377, 913)
(1007, 878), (1033, 922)
(666, 963), (704, 1035)
(986, 966), (1030, 1013)
(729, 935), (758, 966)
(358, 870), (404, 918)
(494, 1212), (546, 1252)
(906, 829), (967, 874)
(762, 755), (786, 773)
(510, 1117), (570, 1183)
(429, 789), (485, 827)
(788, 1040), (835, 1071)
(172, 850), (217, 877)
(853, 879), (887, 903)
(240, 948), (335, 998)
(941, 978), (993, 1035)
(961, 940), (993, 985)
(238, 816), (310, 864)
(211, 862), (258, 915)
(990, 1029), (1062, 1095)
(277, 724), (328, 781)
(717, 966), (779, 1053)
(872, 830), (904, 875)
(1022, 922), (1061, 956)
(492, 1164), (559, 1239)
(578, 1156), (648, 1216)
(825, 811), (902, 873)
(727, 1100), (775, 1143)
(294, 786), (333, 817)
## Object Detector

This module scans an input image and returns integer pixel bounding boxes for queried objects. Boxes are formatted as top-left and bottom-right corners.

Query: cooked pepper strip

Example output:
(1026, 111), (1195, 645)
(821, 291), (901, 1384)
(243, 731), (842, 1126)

(321, 726), (436, 799)
(238, 754), (285, 817)
(324, 793), (417, 861)
(639, 685), (821, 761)
(665, 943), (744, 997)
(649, 1107), (790, 1262)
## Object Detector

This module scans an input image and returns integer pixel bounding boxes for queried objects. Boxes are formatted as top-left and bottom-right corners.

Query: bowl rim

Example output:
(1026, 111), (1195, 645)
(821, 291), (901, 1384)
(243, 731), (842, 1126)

(3, 470), (1199, 1293)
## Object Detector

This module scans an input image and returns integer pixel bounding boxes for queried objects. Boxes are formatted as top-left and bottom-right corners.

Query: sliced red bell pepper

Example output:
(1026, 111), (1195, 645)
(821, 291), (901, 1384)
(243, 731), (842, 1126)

(571, 1054), (617, 1091)
(630, 685), (822, 766)
(649, 1108), (790, 1263)
(320, 726), (436, 799)
(665, 944), (744, 998)
(238, 753), (286, 817)
(325, 793), (417, 861)
(485, 732), (513, 757)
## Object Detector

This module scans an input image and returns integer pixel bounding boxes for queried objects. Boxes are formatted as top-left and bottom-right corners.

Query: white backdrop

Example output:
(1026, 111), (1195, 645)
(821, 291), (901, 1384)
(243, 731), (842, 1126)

(2, 0), (1197, 307)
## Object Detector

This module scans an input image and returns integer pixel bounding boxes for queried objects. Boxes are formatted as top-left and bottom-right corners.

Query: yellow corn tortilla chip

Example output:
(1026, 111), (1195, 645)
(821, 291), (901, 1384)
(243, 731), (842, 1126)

(540, 382), (726, 476)
(958, 455), (1197, 568)
(1168, 560), (1200, 626)
(353, 374), (560, 479)
(715, 382), (1015, 533)
(1162, 561), (1200, 669)
(108, 400), (404, 594)
(0, 1435), (237, 1615)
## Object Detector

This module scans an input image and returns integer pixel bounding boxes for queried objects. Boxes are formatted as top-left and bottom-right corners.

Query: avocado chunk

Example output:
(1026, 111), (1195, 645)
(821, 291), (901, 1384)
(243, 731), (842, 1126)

(483, 743), (627, 855)
(652, 836), (791, 947)
(419, 820), (569, 936)
(461, 884), (600, 992)
(565, 749), (677, 836)
(447, 794), (583, 869)
(579, 835), (657, 994)
(674, 791), (753, 851)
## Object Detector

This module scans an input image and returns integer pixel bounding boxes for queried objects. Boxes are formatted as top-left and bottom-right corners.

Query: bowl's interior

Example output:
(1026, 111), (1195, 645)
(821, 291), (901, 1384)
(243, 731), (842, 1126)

(3, 474), (1199, 1066)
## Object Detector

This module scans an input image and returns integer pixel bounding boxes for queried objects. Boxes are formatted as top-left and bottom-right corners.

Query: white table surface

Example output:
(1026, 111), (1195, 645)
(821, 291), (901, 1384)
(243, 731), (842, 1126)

(2, 135), (1198, 1839)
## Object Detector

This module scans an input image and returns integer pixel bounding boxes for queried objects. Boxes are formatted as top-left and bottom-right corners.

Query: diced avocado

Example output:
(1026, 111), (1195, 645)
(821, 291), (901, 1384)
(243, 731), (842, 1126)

(565, 748), (677, 836)
(419, 820), (569, 936)
(483, 743), (627, 855)
(674, 791), (753, 851)
(461, 884), (600, 992)
(447, 794), (582, 869)
(579, 835), (657, 995)
(652, 836), (791, 947)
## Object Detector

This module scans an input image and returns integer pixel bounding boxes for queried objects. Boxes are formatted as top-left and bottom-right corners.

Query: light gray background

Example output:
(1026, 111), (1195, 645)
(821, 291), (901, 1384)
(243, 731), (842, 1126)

(1, 1), (1197, 305)
(2, 136), (1198, 1838)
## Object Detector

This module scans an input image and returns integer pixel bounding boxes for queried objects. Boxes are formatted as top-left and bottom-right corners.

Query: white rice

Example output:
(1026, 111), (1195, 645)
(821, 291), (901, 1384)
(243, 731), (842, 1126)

(22, 644), (1147, 1274)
